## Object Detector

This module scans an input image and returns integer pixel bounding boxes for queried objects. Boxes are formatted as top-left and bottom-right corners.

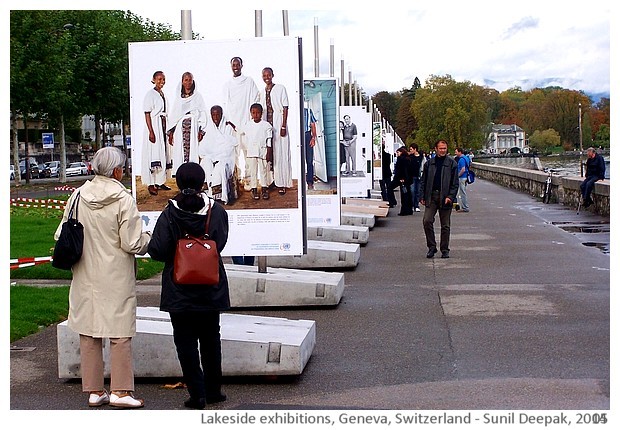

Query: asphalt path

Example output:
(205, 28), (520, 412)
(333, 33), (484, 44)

(9, 178), (611, 424)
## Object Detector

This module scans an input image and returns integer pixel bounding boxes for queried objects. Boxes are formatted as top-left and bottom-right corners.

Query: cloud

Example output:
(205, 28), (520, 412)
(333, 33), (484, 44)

(502, 16), (539, 40)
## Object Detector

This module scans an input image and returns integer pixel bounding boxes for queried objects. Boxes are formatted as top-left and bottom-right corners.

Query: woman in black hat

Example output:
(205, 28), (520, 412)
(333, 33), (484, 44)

(148, 162), (230, 409)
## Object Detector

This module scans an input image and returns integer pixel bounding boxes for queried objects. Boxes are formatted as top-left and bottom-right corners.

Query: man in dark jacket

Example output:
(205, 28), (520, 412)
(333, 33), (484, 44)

(419, 140), (459, 258)
(580, 147), (606, 208)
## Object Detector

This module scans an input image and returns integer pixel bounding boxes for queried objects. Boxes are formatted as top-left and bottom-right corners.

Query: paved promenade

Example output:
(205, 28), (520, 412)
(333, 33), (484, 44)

(10, 178), (611, 414)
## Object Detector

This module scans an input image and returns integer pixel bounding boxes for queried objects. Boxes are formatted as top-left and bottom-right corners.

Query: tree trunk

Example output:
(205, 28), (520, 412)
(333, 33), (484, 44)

(94, 112), (102, 151)
(60, 114), (67, 182)
(24, 111), (30, 184)
(11, 112), (21, 186)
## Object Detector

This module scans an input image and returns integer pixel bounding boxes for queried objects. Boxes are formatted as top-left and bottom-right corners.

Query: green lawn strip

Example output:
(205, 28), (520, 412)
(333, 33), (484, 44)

(10, 285), (69, 342)
(10, 206), (164, 280)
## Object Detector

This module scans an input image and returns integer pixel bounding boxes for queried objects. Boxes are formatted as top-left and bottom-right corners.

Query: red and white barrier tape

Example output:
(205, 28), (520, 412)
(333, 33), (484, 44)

(10, 197), (66, 210)
(10, 256), (53, 270)
(54, 185), (76, 192)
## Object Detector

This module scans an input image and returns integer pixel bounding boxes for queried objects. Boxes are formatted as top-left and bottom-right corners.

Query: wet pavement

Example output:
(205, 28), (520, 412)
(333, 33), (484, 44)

(9, 178), (611, 422)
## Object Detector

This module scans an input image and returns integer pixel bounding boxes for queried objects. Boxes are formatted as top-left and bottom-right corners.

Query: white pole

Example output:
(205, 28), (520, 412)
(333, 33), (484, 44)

(329, 38), (334, 77)
(282, 11), (289, 35)
(255, 10), (263, 37)
(181, 10), (192, 40)
(348, 69), (352, 106)
(340, 56), (345, 106)
(313, 17), (319, 77)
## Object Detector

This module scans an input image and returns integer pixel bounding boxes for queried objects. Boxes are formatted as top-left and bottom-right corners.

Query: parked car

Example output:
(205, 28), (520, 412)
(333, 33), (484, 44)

(19, 159), (40, 179)
(66, 162), (89, 177)
(10, 165), (15, 180)
(38, 163), (51, 178)
(45, 161), (60, 178)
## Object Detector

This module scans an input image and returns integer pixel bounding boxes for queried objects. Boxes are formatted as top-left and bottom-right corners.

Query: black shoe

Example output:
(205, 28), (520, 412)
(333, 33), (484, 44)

(184, 397), (206, 409)
(584, 198), (593, 208)
(251, 188), (260, 200)
(157, 184), (172, 191)
(426, 249), (437, 258)
(262, 190), (269, 200)
(205, 393), (227, 404)
(441, 251), (450, 259)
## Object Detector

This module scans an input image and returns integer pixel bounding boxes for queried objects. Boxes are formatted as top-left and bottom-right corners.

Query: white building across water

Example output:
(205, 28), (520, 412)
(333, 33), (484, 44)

(485, 124), (527, 154)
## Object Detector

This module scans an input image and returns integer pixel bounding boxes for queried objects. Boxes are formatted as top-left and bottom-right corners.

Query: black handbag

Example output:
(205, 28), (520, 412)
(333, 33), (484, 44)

(52, 192), (84, 270)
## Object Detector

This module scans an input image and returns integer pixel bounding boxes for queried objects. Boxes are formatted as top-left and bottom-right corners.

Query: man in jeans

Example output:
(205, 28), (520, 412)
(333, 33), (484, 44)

(455, 147), (470, 212)
(420, 140), (459, 259)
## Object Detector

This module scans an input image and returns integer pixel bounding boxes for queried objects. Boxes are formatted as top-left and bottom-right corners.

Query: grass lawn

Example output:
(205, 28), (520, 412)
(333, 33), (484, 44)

(10, 205), (163, 280)
(10, 285), (69, 342)
(10, 203), (163, 342)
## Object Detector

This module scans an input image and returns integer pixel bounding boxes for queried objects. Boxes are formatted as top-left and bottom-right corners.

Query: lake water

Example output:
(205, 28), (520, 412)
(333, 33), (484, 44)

(474, 155), (610, 179)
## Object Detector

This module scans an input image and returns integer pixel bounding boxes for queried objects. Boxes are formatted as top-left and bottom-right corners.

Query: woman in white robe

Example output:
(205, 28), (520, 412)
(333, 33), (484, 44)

(167, 72), (207, 176)
(260, 67), (292, 194)
(141, 71), (170, 195)
(199, 106), (238, 204)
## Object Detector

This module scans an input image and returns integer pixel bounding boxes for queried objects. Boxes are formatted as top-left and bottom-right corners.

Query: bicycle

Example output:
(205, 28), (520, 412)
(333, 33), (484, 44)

(541, 168), (557, 204)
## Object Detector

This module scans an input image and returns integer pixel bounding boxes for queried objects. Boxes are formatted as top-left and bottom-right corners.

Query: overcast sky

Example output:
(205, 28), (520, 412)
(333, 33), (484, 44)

(4, 0), (613, 99)
(125, 0), (612, 100)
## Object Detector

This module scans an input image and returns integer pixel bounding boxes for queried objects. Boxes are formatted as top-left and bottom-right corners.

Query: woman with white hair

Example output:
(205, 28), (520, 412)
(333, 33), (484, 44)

(54, 147), (151, 408)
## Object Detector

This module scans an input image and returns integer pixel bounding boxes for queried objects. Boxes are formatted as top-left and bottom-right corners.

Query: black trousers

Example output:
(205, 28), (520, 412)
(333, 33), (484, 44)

(169, 310), (223, 400)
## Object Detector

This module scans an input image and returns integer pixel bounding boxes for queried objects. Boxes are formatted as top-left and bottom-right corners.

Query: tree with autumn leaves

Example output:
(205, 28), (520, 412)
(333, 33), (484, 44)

(373, 74), (609, 154)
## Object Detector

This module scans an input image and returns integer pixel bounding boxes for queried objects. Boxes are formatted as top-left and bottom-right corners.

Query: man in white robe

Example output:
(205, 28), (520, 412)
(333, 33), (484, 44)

(223, 57), (260, 190)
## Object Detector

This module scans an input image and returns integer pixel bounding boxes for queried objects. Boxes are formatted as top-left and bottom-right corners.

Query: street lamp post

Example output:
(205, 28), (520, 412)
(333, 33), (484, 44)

(579, 102), (584, 176)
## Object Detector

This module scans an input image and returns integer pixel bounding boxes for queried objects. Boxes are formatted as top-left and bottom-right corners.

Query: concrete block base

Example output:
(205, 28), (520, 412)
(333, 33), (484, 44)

(341, 212), (376, 228)
(265, 240), (360, 269)
(307, 225), (369, 245)
(57, 308), (316, 378)
(226, 264), (344, 307)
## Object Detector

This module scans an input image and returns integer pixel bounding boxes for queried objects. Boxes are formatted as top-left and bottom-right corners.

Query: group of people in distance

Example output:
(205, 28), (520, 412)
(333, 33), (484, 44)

(141, 57), (293, 205)
(382, 139), (472, 260)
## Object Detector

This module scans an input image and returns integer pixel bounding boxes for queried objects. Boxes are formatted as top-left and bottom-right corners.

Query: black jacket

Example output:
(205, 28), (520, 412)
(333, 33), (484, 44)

(390, 153), (412, 188)
(148, 195), (230, 312)
(585, 153), (606, 180)
(419, 155), (459, 206)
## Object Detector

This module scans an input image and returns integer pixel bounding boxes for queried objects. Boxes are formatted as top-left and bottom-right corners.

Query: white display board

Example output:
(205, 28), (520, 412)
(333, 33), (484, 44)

(129, 37), (305, 256)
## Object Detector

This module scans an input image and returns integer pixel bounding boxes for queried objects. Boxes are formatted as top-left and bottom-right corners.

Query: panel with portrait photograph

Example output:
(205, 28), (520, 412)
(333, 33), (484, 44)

(129, 37), (304, 256)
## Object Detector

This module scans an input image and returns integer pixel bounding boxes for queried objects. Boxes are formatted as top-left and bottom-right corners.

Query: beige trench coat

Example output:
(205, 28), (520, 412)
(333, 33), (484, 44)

(55, 175), (150, 338)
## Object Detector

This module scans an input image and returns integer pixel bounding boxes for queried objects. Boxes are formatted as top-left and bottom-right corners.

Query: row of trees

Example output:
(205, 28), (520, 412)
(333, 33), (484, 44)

(10, 10), (180, 183)
(372, 75), (610, 154)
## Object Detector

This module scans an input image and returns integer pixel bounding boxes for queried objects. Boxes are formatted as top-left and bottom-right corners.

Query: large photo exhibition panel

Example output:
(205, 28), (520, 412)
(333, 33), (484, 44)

(303, 78), (341, 227)
(340, 105), (373, 197)
(128, 37), (304, 256)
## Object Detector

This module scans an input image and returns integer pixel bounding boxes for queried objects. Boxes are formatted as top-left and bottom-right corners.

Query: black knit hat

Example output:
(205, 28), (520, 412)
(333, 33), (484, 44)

(175, 162), (205, 193)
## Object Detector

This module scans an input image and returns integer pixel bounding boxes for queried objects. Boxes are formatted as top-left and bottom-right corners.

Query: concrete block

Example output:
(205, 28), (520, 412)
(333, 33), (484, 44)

(225, 264), (344, 307)
(341, 212), (376, 228)
(265, 240), (360, 269)
(57, 309), (316, 378)
(341, 197), (388, 208)
(341, 204), (389, 217)
(307, 225), (369, 245)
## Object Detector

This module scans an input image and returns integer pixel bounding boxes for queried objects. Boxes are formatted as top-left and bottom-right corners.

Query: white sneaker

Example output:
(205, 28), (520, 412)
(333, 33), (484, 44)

(88, 390), (110, 407)
(415, 207), (421, 212)
(110, 391), (144, 409)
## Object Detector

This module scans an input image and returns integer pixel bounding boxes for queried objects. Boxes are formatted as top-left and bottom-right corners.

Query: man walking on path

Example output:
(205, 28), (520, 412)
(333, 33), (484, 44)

(455, 147), (470, 212)
(580, 147), (606, 208)
(420, 140), (459, 258)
